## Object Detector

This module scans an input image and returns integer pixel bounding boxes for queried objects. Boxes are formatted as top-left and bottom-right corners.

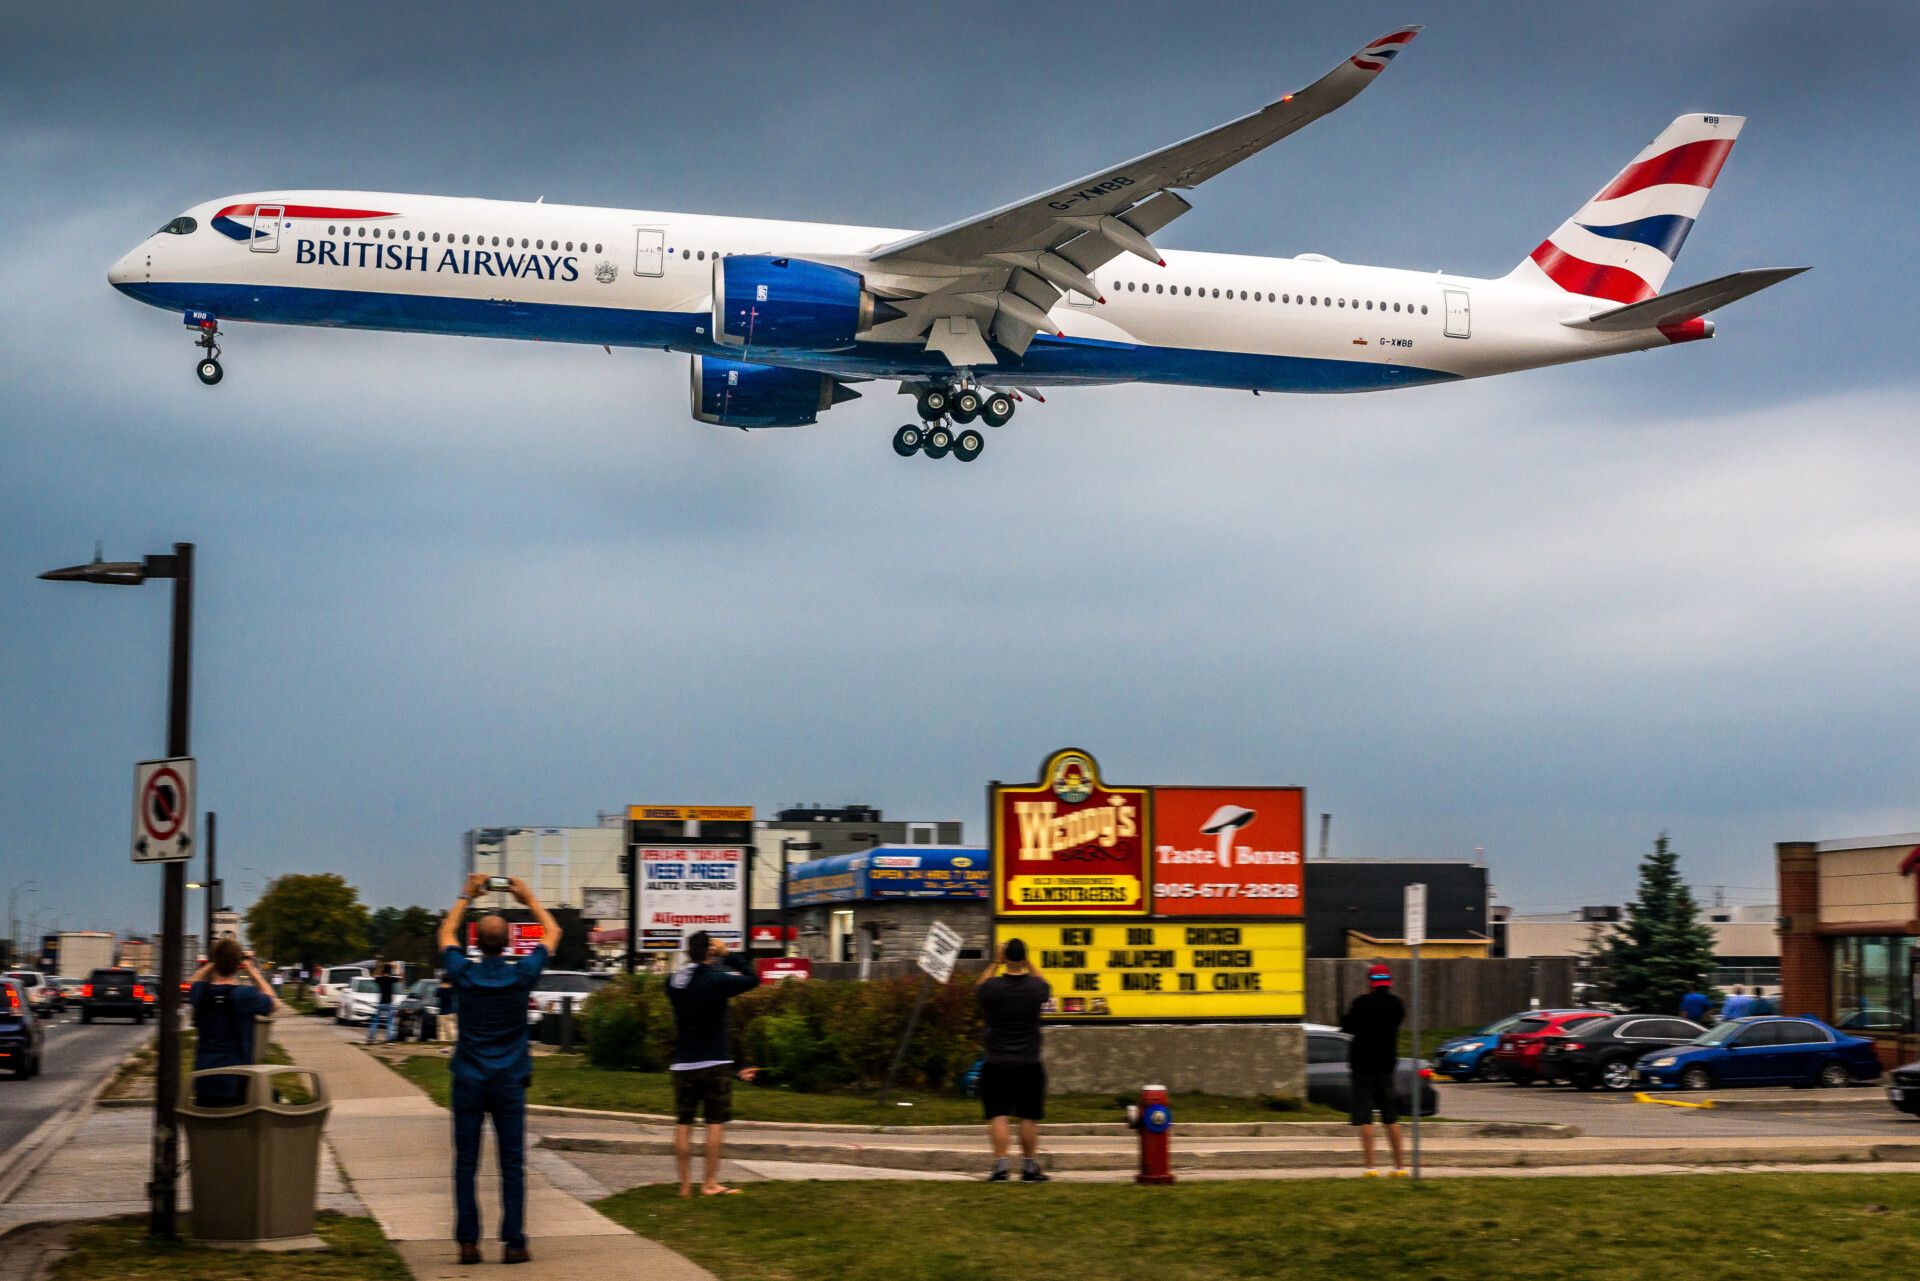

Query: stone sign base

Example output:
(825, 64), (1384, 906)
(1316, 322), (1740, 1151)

(1041, 1022), (1306, 1100)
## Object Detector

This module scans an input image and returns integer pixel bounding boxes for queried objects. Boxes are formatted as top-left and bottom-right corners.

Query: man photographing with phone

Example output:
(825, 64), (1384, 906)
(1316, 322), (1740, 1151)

(975, 939), (1051, 1182)
(435, 873), (560, 1265)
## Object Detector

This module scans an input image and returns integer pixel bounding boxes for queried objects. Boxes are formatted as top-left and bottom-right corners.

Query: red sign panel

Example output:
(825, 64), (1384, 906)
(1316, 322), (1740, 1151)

(466, 921), (546, 957)
(756, 957), (812, 981)
(1149, 787), (1305, 916)
(993, 749), (1149, 916)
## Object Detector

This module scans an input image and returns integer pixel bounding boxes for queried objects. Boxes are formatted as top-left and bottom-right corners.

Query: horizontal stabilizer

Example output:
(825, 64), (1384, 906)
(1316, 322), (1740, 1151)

(1564, 267), (1807, 331)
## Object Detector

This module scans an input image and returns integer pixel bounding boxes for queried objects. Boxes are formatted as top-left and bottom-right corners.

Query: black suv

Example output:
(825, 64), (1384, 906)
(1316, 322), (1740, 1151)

(81, 967), (149, 1023)
(1539, 1014), (1707, 1091)
(1889, 1061), (1920, 1118)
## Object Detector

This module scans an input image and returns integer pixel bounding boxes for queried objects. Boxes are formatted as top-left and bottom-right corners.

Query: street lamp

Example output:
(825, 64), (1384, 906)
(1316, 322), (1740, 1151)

(40, 541), (194, 1240)
(778, 840), (822, 958)
(7, 879), (35, 967)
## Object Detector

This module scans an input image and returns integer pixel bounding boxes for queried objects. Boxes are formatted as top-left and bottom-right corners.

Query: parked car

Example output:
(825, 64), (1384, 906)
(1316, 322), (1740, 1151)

(1636, 1016), (1883, 1091)
(1435, 1010), (1593, 1082)
(1, 979), (46, 1079)
(396, 979), (442, 1040)
(1887, 1061), (1920, 1118)
(336, 977), (389, 1026)
(1537, 1015), (1707, 1091)
(1490, 1010), (1611, 1084)
(1834, 1007), (1905, 1032)
(4, 970), (61, 1016)
(1303, 1024), (1440, 1117)
(313, 965), (369, 1014)
(79, 967), (149, 1023)
(525, 971), (609, 1025)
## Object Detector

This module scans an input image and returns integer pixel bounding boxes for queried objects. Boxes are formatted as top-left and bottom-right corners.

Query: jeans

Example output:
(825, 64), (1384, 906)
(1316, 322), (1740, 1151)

(452, 1075), (527, 1249)
(366, 1002), (397, 1043)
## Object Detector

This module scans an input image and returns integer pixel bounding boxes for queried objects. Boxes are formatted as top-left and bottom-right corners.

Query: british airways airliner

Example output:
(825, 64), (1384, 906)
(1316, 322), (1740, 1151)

(109, 27), (1800, 462)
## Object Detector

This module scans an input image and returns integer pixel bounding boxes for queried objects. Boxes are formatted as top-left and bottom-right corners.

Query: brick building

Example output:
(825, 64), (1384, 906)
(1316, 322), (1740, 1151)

(1776, 833), (1919, 1069)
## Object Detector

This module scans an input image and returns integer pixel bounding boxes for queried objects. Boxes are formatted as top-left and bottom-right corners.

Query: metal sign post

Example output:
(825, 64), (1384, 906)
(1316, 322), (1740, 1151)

(879, 922), (962, 1106)
(1404, 882), (1426, 1182)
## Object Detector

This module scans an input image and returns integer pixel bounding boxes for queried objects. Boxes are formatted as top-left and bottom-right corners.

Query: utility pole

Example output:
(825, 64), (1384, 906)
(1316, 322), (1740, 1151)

(204, 811), (219, 948)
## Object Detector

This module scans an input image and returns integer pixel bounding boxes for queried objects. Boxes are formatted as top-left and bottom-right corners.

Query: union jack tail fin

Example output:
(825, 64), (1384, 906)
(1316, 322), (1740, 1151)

(1509, 114), (1744, 304)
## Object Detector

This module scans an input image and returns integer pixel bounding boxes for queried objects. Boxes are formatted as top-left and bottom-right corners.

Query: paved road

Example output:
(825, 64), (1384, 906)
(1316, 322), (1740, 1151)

(0, 1015), (148, 1158)
(1435, 1078), (1920, 1137)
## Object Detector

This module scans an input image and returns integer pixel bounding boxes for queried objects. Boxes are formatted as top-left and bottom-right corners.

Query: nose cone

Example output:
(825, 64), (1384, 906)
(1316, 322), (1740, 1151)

(108, 247), (144, 293)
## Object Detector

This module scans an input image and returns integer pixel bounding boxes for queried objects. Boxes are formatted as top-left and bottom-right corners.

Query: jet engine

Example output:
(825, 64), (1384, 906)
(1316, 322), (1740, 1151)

(710, 254), (904, 352)
(689, 355), (860, 428)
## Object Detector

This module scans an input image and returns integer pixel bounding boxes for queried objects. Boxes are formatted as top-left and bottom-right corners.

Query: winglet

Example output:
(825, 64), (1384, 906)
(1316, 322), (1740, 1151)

(1349, 26), (1422, 73)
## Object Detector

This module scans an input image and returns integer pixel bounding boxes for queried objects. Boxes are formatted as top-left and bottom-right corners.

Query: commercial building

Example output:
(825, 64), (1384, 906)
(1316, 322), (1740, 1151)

(751, 805), (964, 919)
(1778, 833), (1918, 1068)
(785, 845), (990, 970)
(1498, 903), (1780, 989)
(1303, 859), (1492, 958)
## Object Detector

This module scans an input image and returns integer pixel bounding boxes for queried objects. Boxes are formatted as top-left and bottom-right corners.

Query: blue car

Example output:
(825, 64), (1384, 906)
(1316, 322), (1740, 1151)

(1635, 1016), (1882, 1091)
(1435, 1010), (1595, 1082)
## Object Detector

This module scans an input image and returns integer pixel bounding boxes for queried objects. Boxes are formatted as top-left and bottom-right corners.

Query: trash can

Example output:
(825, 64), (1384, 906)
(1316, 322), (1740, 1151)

(178, 1064), (330, 1248)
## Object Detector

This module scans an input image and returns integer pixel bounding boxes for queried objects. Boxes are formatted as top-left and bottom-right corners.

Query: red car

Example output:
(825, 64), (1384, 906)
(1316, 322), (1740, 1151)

(1490, 1009), (1611, 1085)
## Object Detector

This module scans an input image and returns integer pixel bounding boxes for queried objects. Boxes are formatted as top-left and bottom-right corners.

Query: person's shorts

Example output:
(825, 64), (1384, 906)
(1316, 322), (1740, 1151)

(672, 1064), (734, 1125)
(1348, 1070), (1399, 1126)
(979, 1062), (1046, 1122)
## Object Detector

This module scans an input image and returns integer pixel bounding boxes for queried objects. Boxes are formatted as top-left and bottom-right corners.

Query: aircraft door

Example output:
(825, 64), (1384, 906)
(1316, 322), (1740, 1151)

(1443, 288), (1470, 339)
(250, 204), (285, 253)
(634, 227), (664, 277)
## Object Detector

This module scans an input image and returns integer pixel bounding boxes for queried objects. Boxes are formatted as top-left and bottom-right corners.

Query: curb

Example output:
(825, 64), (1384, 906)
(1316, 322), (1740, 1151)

(521, 1104), (1577, 1141)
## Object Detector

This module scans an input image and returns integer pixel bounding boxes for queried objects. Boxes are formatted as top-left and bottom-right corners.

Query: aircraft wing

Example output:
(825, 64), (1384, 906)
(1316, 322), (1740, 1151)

(1562, 267), (1808, 331)
(863, 26), (1421, 362)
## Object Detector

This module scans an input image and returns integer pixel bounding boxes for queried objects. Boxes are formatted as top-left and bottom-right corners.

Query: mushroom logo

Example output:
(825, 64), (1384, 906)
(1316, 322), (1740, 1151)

(1200, 804), (1256, 866)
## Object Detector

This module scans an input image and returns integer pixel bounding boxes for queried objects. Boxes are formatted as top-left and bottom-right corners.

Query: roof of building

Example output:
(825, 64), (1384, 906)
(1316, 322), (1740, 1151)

(1813, 833), (1920, 853)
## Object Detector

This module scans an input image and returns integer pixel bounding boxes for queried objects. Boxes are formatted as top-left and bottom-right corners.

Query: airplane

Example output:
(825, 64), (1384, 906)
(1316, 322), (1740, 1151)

(109, 25), (1803, 464)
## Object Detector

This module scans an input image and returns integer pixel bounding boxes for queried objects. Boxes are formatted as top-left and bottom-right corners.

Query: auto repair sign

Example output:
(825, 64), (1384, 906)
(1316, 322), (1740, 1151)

(993, 749), (1149, 915)
(636, 847), (746, 952)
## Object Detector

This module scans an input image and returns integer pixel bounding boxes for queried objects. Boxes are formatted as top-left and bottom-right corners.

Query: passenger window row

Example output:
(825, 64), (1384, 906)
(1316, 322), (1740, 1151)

(1116, 280), (1430, 315)
(325, 224), (604, 254)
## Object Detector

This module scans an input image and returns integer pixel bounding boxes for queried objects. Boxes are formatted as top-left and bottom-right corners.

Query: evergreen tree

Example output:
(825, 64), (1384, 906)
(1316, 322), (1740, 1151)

(1591, 834), (1720, 1013)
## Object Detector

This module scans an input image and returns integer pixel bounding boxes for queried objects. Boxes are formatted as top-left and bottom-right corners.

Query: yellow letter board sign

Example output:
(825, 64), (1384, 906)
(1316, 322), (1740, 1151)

(993, 921), (1305, 1020)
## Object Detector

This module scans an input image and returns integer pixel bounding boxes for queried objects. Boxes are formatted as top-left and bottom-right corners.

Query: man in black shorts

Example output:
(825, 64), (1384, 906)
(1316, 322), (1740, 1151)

(1340, 962), (1407, 1176)
(975, 939), (1051, 1182)
(666, 931), (761, 1197)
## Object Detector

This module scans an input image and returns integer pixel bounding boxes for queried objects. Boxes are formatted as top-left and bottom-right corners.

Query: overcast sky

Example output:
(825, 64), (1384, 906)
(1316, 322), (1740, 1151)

(4, 2), (1917, 938)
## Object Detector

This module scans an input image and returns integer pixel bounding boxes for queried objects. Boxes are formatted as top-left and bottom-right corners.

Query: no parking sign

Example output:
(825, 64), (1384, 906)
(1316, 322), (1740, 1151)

(132, 756), (195, 863)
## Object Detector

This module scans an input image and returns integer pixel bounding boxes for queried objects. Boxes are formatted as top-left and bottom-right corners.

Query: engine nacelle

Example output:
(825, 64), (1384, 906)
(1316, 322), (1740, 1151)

(689, 355), (860, 428)
(711, 254), (902, 352)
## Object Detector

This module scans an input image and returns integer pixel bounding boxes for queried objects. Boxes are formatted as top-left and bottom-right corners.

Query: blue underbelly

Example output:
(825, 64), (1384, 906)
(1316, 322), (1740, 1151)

(119, 281), (1458, 394)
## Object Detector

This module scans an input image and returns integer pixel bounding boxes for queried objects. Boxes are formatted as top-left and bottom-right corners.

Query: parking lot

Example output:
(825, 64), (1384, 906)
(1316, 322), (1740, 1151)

(1433, 1077), (1916, 1138)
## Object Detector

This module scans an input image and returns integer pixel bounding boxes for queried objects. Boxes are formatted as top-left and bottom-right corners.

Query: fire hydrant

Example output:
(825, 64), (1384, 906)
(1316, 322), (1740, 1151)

(1125, 1084), (1175, 1185)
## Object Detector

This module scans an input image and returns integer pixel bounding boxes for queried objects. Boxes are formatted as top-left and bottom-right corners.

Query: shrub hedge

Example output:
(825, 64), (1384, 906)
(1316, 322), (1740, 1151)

(577, 972), (982, 1091)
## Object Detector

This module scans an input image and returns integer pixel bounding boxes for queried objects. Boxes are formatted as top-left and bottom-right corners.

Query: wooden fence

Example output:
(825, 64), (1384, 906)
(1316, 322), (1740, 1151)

(1306, 957), (1576, 1028)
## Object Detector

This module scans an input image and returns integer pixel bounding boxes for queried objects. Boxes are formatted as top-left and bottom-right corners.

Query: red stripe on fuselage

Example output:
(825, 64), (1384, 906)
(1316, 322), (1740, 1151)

(1528, 242), (1657, 303)
(214, 203), (396, 221)
(1593, 138), (1735, 202)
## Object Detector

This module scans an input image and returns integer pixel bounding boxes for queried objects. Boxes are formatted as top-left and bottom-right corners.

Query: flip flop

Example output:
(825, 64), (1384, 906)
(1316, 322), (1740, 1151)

(701, 1186), (742, 1196)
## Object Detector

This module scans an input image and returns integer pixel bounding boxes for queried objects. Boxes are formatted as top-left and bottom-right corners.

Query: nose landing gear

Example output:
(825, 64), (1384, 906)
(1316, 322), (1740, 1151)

(189, 313), (224, 385)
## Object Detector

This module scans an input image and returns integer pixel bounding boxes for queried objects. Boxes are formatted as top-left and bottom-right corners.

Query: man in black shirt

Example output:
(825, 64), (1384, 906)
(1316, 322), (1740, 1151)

(367, 961), (400, 1044)
(666, 931), (761, 1197)
(1339, 963), (1407, 1176)
(974, 938), (1051, 1182)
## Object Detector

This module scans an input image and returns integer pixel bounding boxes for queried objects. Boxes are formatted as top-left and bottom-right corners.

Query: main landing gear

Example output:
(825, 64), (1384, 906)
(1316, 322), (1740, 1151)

(895, 383), (1016, 461)
(192, 316), (224, 385)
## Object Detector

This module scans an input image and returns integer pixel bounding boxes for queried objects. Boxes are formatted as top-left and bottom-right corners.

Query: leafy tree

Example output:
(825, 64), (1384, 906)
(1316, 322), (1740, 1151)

(245, 873), (370, 970)
(1591, 835), (1720, 1014)
(368, 905), (440, 967)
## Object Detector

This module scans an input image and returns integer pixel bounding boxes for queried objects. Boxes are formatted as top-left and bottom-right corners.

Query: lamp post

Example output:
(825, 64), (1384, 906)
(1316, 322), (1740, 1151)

(778, 840), (822, 958)
(41, 541), (194, 1239)
(7, 880), (34, 968)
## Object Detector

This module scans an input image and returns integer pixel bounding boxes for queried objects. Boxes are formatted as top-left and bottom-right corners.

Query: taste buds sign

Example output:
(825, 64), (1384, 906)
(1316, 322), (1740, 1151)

(994, 749), (1149, 916)
(1150, 787), (1305, 917)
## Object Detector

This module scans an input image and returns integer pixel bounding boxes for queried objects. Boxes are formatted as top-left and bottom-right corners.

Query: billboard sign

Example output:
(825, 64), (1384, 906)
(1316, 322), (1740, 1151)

(788, 847), (990, 907)
(993, 749), (1149, 916)
(636, 846), (746, 953)
(466, 921), (547, 958)
(1149, 787), (1305, 917)
(580, 885), (624, 922)
(995, 920), (1305, 1020)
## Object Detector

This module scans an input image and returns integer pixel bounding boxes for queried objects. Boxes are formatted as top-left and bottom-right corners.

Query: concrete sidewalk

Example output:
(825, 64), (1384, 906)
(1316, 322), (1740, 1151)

(275, 1019), (713, 1280)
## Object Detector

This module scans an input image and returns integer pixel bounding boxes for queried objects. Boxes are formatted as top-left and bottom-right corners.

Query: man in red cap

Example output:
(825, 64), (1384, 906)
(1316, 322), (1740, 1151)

(1340, 962), (1407, 1176)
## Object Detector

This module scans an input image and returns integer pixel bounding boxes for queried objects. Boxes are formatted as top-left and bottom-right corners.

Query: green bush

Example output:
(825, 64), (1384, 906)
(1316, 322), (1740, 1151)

(728, 975), (980, 1094)
(578, 973), (675, 1071)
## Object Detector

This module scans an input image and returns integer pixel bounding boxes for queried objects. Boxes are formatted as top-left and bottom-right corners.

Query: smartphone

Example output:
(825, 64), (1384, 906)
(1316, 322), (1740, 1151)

(485, 876), (512, 891)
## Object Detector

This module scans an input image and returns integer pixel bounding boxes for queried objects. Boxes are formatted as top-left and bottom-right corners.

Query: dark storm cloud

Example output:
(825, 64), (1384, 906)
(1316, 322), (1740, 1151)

(2, 2), (1916, 931)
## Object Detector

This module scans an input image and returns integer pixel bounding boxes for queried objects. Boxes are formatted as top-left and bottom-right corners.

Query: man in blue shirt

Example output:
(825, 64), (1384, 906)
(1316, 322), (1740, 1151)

(1720, 986), (1754, 1022)
(436, 874), (559, 1266)
(188, 939), (280, 1107)
(1679, 987), (1710, 1024)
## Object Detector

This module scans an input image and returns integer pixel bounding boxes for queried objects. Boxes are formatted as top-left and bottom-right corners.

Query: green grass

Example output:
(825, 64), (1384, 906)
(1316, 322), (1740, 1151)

(598, 1176), (1920, 1281)
(383, 1052), (1345, 1126)
(50, 1213), (408, 1280)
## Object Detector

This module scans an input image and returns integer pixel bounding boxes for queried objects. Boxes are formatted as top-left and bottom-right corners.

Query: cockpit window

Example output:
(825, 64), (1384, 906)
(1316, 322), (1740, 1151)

(156, 216), (197, 236)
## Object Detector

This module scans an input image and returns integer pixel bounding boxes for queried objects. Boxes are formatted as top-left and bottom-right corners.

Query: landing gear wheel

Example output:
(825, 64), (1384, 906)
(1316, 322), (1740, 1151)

(196, 358), (224, 385)
(892, 424), (922, 457)
(915, 389), (949, 422)
(953, 429), (984, 462)
(981, 393), (1015, 427)
(950, 388), (982, 423)
(924, 425), (952, 459)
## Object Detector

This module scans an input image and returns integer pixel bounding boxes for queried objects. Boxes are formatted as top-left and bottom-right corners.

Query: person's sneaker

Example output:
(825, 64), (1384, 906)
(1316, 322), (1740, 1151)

(457, 1243), (482, 1266)
(503, 1245), (532, 1265)
(1361, 1169), (1383, 1179)
(1388, 1168), (1410, 1178)
(987, 1167), (1011, 1181)
(1020, 1167), (1052, 1183)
